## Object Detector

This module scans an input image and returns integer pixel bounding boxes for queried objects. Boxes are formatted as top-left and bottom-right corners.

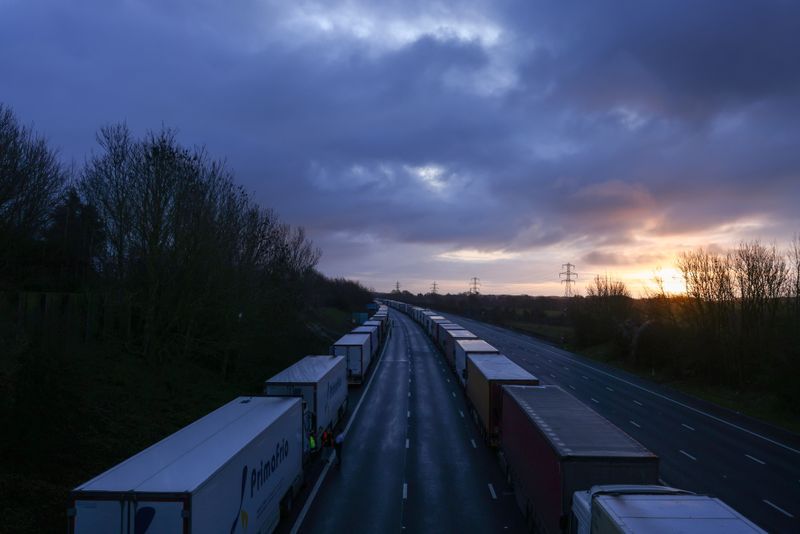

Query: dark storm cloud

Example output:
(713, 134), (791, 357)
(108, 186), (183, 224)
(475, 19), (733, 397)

(1, 0), (798, 287)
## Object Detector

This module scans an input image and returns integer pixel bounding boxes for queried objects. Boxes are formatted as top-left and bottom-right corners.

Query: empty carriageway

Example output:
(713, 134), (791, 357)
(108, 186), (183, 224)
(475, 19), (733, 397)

(296, 311), (524, 533)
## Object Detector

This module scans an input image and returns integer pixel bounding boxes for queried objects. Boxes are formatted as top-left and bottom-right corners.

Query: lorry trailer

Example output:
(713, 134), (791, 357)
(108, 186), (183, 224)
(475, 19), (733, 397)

(465, 354), (539, 445)
(455, 339), (499, 385)
(332, 332), (372, 384)
(502, 386), (659, 534)
(352, 325), (380, 357)
(443, 329), (478, 369)
(68, 396), (303, 534)
(570, 485), (764, 534)
(264, 355), (348, 453)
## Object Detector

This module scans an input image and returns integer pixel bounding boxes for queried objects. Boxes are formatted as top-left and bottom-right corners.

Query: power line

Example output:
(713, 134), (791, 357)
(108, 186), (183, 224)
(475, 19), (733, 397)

(559, 263), (578, 297)
(469, 277), (480, 295)
(394, 281), (401, 293)
(431, 281), (439, 295)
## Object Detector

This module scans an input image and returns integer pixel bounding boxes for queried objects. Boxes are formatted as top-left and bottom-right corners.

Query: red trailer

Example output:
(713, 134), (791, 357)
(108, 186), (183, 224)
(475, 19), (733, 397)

(501, 386), (659, 534)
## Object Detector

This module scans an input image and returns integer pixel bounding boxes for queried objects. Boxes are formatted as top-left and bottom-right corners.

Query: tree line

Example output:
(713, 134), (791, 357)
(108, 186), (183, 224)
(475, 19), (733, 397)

(0, 102), (372, 372)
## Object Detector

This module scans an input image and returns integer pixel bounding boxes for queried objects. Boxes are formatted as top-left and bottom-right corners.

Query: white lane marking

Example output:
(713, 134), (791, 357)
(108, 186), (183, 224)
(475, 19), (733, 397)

(682, 423), (695, 431)
(447, 378), (450, 382)
(471, 439), (477, 448)
(763, 499), (794, 518)
(488, 483), (497, 500)
(569, 385), (576, 390)
(746, 454), (766, 465)
(633, 400), (643, 406)
(407, 410), (411, 418)
(679, 449), (697, 461)
(591, 398), (599, 404)
(606, 386), (614, 392)
(403, 483), (408, 500)
(564, 366), (570, 371)
(406, 438), (409, 449)
(460, 410), (465, 418)
(550, 373), (556, 379)
(582, 375), (588, 380)
(408, 392), (411, 398)
(630, 420), (641, 428)
(292, 328), (393, 533)
(481, 325), (800, 455)
(452, 391), (456, 397)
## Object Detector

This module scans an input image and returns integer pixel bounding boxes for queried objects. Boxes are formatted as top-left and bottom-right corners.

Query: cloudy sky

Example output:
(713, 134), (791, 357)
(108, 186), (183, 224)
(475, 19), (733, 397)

(2, 0), (799, 295)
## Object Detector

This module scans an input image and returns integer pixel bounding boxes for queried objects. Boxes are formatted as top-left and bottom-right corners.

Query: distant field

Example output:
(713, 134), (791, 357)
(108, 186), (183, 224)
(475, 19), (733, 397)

(506, 321), (574, 343)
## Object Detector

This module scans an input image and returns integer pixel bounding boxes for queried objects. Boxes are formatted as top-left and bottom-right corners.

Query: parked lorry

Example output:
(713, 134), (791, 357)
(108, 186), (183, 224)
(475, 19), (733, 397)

(455, 339), (499, 385)
(426, 315), (447, 338)
(264, 355), (348, 454)
(364, 319), (385, 344)
(570, 485), (765, 534)
(352, 325), (380, 357)
(68, 396), (303, 534)
(436, 322), (461, 348)
(465, 354), (539, 445)
(443, 329), (478, 369)
(502, 386), (659, 534)
(332, 332), (372, 384)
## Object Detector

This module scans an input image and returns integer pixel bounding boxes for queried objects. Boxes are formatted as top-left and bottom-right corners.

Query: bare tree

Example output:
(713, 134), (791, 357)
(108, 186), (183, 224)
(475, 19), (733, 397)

(0, 104), (65, 284)
(80, 124), (135, 281)
(732, 241), (788, 368)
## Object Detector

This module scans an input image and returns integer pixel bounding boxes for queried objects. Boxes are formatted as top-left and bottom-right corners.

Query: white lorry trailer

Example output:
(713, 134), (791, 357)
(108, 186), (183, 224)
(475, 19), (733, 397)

(332, 332), (372, 384)
(68, 396), (303, 534)
(570, 485), (765, 533)
(265, 355), (348, 454)
(352, 325), (380, 357)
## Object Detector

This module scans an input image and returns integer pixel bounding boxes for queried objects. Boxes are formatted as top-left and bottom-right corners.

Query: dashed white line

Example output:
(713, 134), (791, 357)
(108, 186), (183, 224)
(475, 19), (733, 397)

(679, 449), (697, 461)
(405, 438), (409, 449)
(582, 375), (588, 380)
(408, 392), (411, 398)
(681, 423), (695, 431)
(569, 385), (576, 390)
(633, 400), (643, 406)
(550, 373), (556, 379)
(403, 483), (408, 500)
(471, 439), (477, 449)
(763, 499), (794, 518)
(746, 454), (766, 465)
(407, 410), (410, 418)
(630, 420), (641, 428)
(488, 483), (497, 500)
(459, 410), (465, 418)
(605, 386), (614, 392)
(590, 398), (599, 404)
(452, 391), (456, 397)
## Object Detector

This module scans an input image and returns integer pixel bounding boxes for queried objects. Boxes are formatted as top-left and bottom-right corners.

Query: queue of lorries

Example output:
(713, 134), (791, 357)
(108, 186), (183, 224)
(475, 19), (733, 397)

(67, 306), (390, 534)
(384, 299), (764, 534)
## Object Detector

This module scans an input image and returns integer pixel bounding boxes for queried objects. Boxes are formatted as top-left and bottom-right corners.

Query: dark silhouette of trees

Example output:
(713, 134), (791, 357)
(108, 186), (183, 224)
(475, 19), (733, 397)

(0, 104), (66, 288)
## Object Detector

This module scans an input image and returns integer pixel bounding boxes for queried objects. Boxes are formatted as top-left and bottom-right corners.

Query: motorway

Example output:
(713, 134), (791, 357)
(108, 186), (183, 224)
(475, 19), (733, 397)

(296, 311), (525, 532)
(444, 312), (800, 533)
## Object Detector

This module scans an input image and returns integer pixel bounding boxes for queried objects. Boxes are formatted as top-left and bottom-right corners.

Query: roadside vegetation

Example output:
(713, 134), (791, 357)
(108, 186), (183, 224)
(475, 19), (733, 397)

(389, 239), (800, 434)
(0, 103), (372, 532)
